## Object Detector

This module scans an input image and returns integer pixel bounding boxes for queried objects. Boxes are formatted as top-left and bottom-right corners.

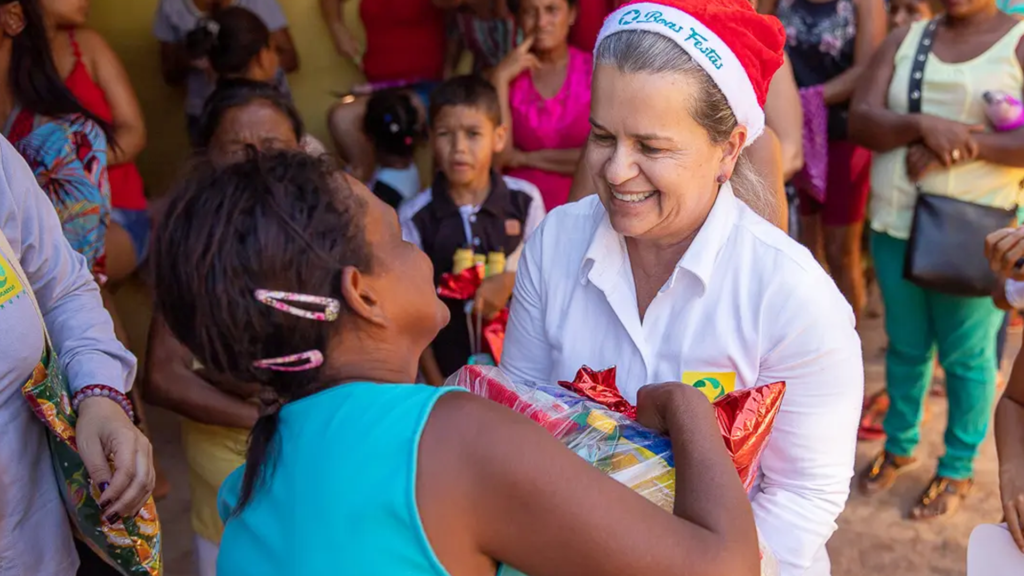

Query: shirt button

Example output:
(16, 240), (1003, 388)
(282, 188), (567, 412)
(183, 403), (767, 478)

(473, 237), (481, 247)
(469, 215), (477, 223)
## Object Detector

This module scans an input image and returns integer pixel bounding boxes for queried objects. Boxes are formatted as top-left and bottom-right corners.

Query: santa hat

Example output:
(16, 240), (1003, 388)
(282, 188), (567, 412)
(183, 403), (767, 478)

(596, 0), (785, 144)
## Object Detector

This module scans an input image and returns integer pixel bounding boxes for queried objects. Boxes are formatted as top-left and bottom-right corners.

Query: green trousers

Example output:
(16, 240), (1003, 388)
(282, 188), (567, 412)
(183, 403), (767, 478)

(871, 231), (1003, 479)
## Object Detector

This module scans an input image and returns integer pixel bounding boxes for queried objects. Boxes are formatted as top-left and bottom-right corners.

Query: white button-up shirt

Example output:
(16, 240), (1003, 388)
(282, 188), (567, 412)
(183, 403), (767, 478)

(502, 184), (863, 576)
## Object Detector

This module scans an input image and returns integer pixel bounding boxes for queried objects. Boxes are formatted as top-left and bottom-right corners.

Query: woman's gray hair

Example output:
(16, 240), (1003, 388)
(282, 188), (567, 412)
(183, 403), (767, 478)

(594, 30), (776, 225)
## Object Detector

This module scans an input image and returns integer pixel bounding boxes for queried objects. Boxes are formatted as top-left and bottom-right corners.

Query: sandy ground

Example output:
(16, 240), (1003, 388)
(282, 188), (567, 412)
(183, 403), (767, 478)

(119, 284), (1011, 576)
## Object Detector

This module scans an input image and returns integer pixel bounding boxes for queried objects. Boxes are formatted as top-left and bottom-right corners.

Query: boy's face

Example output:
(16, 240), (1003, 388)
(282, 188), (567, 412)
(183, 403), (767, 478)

(889, 0), (932, 28)
(431, 105), (508, 188)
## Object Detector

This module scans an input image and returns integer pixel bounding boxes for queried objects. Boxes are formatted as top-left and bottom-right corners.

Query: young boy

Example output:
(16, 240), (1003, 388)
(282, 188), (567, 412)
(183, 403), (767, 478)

(400, 75), (546, 385)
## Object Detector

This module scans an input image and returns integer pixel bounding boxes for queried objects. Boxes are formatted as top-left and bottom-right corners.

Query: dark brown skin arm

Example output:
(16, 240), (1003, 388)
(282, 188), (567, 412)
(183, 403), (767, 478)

(144, 313), (259, 429)
(567, 140), (595, 202)
(159, 42), (191, 87)
(996, 345), (1024, 548)
(419, 385), (760, 576)
(764, 55), (804, 181)
(821, 0), (887, 105)
(848, 26), (925, 152)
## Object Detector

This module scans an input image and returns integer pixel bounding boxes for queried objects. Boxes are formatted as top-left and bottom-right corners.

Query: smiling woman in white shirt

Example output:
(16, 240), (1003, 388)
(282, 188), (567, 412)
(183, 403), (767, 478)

(501, 1), (864, 575)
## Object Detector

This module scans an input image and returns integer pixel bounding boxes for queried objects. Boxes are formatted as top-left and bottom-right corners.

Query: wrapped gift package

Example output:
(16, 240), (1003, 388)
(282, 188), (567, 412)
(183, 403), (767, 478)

(448, 364), (786, 576)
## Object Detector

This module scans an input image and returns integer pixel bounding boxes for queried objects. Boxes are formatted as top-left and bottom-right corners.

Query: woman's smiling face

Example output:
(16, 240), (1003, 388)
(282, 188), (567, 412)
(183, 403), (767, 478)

(587, 65), (746, 243)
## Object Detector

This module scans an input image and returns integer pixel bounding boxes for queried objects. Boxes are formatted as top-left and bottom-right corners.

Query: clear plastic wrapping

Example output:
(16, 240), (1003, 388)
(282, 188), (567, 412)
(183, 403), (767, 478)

(448, 365), (782, 576)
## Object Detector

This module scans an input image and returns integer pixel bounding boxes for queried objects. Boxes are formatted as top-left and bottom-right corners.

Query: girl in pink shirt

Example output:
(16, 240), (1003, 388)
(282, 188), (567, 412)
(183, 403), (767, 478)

(493, 0), (590, 210)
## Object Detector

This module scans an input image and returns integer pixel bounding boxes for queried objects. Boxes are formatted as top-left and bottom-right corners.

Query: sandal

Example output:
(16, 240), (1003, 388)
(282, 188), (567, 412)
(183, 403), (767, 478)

(909, 476), (973, 520)
(857, 392), (932, 441)
(859, 450), (918, 495)
(858, 391), (889, 441)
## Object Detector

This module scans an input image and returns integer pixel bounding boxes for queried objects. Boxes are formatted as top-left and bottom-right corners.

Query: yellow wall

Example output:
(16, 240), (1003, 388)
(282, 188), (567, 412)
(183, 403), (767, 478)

(87, 0), (365, 195)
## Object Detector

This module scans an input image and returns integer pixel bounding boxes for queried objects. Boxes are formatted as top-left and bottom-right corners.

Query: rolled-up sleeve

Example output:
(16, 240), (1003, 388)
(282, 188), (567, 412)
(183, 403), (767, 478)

(0, 137), (135, 394)
(752, 279), (863, 575)
(501, 219), (553, 385)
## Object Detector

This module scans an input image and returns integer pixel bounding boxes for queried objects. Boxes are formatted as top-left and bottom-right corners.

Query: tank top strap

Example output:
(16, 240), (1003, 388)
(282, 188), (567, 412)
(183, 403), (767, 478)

(989, 20), (1024, 60)
(68, 29), (82, 62)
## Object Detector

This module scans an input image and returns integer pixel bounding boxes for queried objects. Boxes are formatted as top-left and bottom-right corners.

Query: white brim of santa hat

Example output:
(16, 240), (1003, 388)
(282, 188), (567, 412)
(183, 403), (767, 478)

(595, 3), (765, 146)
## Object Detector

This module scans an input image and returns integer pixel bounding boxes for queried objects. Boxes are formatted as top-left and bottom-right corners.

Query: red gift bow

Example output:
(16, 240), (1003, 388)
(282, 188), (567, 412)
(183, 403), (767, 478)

(437, 268), (508, 363)
(560, 366), (786, 490)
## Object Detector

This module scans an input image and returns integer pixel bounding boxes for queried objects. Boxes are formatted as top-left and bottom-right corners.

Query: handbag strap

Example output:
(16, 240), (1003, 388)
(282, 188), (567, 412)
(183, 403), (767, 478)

(908, 18), (941, 114)
(0, 226), (53, 349)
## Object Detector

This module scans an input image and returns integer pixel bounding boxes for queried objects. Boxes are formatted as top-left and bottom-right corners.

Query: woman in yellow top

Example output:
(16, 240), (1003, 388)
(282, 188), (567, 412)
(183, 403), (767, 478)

(850, 0), (1024, 519)
(144, 84), (312, 576)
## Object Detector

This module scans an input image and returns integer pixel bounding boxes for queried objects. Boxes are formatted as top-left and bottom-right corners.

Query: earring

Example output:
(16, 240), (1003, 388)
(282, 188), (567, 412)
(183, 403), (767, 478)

(716, 174), (728, 184)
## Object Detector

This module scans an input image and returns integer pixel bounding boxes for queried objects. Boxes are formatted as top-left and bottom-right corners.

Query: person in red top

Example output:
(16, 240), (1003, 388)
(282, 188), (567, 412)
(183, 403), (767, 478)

(322, 0), (446, 182)
(44, 0), (149, 286)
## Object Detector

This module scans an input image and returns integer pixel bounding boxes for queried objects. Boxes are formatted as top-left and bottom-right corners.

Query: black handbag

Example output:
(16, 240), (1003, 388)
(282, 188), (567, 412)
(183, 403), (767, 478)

(902, 18), (1017, 297)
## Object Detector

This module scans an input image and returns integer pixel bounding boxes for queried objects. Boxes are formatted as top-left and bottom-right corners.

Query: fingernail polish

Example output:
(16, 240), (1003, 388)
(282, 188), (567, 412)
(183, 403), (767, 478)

(98, 482), (109, 493)
(99, 499), (111, 510)
(105, 513), (120, 524)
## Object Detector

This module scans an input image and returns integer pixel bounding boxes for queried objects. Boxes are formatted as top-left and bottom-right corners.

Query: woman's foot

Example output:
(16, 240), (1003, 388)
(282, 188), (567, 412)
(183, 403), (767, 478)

(909, 476), (973, 520)
(859, 450), (918, 495)
(858, 391), (888, 441)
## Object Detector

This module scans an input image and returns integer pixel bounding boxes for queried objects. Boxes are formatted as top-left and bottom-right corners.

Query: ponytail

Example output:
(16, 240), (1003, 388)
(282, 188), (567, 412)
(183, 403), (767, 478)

(186, 6), (271, 78)
(2, 0), (114, 144)
(233, 410), (280, 514)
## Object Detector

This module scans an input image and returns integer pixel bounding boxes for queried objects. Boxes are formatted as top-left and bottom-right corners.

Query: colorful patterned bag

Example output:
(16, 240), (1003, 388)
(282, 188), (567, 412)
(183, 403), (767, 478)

(0, 229), (162, 575)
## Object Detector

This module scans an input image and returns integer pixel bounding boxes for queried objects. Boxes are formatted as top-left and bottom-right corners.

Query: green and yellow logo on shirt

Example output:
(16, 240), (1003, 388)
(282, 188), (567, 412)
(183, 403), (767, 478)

(0, 256), (24, 308)
(682, 371), (737, 402)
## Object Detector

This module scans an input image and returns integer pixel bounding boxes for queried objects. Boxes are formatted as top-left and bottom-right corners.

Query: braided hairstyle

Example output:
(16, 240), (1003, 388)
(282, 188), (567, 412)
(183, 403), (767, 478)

(152, 150), (371, 512)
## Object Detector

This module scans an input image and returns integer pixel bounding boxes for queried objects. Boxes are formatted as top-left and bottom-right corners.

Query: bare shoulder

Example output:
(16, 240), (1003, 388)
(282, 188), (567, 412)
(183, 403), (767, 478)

(74, 27), (122, 66)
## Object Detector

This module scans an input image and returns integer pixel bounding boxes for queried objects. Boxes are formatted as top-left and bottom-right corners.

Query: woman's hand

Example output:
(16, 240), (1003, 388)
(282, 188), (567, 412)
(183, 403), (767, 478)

(332, 27), (363, 65)
(1000, 459), (1024, 551)
(494, 36), (539, 84)
(905, 143), (942, 181)
(918, 116), (985, 167)
(986, 227), (1024, 281)
(76, 396), (155, 520)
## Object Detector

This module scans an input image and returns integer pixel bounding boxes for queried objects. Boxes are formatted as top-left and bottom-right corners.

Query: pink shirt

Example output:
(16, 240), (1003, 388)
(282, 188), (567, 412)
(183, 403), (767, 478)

(506, 46), (592, 210)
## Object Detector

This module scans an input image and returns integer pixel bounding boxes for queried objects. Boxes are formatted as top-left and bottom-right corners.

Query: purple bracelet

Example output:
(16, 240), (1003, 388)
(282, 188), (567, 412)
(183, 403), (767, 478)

(72, 385), (135, 422)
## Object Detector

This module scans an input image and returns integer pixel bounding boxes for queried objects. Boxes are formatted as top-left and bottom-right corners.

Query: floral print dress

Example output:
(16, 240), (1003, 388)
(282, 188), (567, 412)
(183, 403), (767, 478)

(776, 0), (859, 140)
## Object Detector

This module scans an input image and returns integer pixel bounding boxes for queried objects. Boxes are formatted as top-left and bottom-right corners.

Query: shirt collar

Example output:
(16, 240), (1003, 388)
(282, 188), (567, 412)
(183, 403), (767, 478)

(429, 170), (510, 219)
(579, 182), (740, 295)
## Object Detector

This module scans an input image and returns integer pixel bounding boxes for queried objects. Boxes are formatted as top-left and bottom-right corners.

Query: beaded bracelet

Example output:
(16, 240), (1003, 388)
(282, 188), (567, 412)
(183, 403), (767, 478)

(72, 385), (135, 422)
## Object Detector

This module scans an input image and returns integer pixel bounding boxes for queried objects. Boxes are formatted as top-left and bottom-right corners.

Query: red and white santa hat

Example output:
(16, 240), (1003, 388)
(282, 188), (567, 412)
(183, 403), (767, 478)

(596, 0), (786, 145)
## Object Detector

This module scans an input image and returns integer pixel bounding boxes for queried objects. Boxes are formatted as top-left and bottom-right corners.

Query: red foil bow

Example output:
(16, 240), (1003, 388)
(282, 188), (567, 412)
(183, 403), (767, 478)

(437, 266), (483, 300)
(559, 366), (636, 419)
(560, 365), (786, 490)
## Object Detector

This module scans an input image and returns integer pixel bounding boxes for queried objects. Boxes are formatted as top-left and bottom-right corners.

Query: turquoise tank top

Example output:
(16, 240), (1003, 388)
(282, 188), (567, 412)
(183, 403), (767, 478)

(216, 382), (465, 576)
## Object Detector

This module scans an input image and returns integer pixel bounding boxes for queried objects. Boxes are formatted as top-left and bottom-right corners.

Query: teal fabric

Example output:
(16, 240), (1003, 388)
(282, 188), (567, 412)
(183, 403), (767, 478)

(871, 232), (1003, 479)
(216, 383), (463, 576)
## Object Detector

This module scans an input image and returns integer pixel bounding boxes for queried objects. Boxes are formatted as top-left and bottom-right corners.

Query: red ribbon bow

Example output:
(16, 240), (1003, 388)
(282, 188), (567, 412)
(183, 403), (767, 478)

(560, 365), (786, 490)
(437, 268), (508, 363)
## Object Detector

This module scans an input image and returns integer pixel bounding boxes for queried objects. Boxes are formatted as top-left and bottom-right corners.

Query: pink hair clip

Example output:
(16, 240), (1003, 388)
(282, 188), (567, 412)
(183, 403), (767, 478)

(255, 290), (341, 322)
(253, 350), (324, 372)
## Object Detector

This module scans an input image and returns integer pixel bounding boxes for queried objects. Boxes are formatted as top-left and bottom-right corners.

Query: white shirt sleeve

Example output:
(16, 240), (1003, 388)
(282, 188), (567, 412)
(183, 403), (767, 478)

(151, 0), (179, 43)
(751, 279), (863, 575)
(0, 137), (136, 394)
(1006, 279), (1024, 310)
(500, 219), (554, 385)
